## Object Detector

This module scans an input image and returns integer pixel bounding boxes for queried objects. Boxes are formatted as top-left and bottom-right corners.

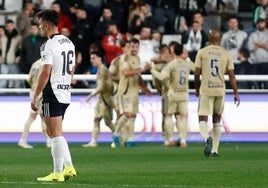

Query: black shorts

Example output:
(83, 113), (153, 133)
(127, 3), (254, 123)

(42, 101), (69, 118)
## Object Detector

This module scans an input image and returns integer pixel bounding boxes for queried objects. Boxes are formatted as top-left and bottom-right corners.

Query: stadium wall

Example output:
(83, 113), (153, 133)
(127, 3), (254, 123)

(0, 93), (267, 143)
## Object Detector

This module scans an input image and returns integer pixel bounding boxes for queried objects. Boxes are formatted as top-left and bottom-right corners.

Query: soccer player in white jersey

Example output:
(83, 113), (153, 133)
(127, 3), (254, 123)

(194, 29), (240, 157)
(31, 9), (76, 182)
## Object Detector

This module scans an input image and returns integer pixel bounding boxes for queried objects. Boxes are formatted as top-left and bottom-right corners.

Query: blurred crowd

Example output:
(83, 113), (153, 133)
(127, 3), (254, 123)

(0, 0), (268, 89)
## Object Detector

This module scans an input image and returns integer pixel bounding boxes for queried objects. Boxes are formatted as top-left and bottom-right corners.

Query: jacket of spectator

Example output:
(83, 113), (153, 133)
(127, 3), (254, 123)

(101, 22), (127, 65)
(0, 28), (21, 65)
(19, 24), (46, 74)
(247, 21), (268, 64)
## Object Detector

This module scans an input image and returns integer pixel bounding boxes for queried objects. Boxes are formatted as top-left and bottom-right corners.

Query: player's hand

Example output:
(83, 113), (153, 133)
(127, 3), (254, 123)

(144, 63), (152, 71)
(234, 94), (240, 107)
(142, 87), (152, 96)
(195, 89), (199, 97)
(31, 97), (38, 112)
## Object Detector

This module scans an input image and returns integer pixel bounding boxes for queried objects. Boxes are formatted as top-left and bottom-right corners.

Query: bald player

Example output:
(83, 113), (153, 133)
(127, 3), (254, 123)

(194, 29), (240, 157)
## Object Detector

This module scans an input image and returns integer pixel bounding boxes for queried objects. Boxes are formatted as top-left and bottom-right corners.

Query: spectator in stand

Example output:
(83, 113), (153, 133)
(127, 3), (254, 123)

(221, 16), (248, 63)
(247, 18), (268, 89)
(105, 0), (129, 33)
(70, 7), (93, 74)
(253, 0), (268, 25)
(176, 0), (207, 27)
(82, 0), (104, 26)
(0, 19), (22, 88)
(214, 0), (227, 12)
(129, 2), (157, 36)
(153, 0), (177, 34)
(128, 0), (144, 30)
(138, 26), (160, 69)
(101, 21), (127, 65)
(19, 22), (46, 76)
(192, 11), (211, 35)
(0, 25), (5, 65)
(183, 21), (208, 62)
(16, 0), (36, 38)
(93, 6), (115, 42)
(236, 48), (254, 89)
(0, 25), (4, 89)
(51, 0), (73, 37)
(35, 0), (54, 9)
(174, 13), (188, 35)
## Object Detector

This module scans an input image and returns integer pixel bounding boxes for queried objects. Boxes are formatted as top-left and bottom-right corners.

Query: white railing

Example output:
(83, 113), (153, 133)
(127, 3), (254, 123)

(0, 74), (268, 94)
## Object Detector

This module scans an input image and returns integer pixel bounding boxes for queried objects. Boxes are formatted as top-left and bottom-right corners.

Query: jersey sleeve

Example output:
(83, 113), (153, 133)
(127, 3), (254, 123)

(91, 66), (106, 96)
(41, 45), (53, 65)
(189, 61), (195, 72)
(226, 52), (235, 70)
(195, 50), (202, 69)
(109, 56), (120, 74)
(151, 65), (169, 81)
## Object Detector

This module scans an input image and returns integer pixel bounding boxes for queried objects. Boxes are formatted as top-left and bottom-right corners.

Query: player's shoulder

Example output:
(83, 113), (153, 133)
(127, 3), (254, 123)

(113, 54), (125, 64)
(99, 64), (108, 70)
(47, 34), (74, 47)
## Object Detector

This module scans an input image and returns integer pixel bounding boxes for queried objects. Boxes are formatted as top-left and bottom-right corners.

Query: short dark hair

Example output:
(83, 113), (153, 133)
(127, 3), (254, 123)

(121, 40), (130, 48)
(52, 0), (60, 5)
(159, 44), (169, 54)
(256, 18), (265, 23)
(168, 41), (179, 48)
(5, 19), (14, 24)
(30, 21), (39, 27)
(130, 38), (140, 45)
(36, 9), (59, 26)
(174, 43), (183, 56)
(229, 15), (238, 21)
(238, 48), (249, 59)
(90, 51), (103, 60)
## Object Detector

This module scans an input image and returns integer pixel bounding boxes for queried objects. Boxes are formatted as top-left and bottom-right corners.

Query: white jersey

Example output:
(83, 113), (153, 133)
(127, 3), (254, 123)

(40, 34), (75, 104)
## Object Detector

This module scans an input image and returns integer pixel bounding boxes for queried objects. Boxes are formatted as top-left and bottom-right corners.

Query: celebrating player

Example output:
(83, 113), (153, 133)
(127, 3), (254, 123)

(82, 51), (115, 147)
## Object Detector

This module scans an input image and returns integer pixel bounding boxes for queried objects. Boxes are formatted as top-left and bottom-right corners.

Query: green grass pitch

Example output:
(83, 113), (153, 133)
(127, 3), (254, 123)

(0, 142), (268, 188)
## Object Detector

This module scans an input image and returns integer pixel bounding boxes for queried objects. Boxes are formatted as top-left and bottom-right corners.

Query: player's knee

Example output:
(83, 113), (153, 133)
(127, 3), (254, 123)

(212, 114), (221, 123)
(199, 116), (208, 122)
(94, 118), (101, 123)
